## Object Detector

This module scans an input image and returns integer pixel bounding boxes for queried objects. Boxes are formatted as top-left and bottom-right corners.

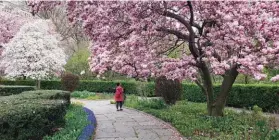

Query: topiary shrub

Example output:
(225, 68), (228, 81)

(61, 73), (79, 92)
(155, 76), (182, 105)
(0, 98), (67, 140)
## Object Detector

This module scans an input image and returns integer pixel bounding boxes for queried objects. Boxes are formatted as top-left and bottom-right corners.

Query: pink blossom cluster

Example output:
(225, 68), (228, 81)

(27, 0), (61, 16)
(0, 11), (28, 44)
(29, 1), (279, 81)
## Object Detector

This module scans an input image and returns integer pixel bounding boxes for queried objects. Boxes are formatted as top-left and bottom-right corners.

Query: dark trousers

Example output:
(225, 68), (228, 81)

(116, 101), (123, 109)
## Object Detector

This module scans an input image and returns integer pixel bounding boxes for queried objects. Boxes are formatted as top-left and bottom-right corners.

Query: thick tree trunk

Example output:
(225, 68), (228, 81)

(200, 63), (215, 116)
(200, 63), (239, 116)
(36, 80), (41, 90)
(244, 75), (249, 84)
(210, 65), (238, 116)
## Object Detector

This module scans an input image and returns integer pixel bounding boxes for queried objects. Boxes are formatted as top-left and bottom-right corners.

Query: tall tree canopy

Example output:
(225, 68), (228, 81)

(28, 1), (279, 116)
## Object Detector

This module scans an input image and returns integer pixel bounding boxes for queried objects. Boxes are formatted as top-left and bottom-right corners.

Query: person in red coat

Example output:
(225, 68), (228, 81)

(115, 83), (124, 111)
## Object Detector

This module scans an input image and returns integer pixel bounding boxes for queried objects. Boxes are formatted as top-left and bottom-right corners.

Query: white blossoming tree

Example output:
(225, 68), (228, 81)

(1, 19), (66, 89)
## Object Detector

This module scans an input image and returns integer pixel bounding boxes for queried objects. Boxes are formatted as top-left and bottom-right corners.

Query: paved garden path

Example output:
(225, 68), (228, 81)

(72, 99), (184, 140)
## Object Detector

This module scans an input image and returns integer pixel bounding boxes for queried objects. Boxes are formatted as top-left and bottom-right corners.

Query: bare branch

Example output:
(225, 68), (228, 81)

(195, 80), (206, 95)
(156, 27), (190, 40)
(187, 1), (194, 26)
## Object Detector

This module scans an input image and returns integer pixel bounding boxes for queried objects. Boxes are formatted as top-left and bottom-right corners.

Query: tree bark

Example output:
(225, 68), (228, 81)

(210, 65), (238, 116)
(244, 75), (249, 84)
(36, 80), (41, 90)
(200, 62), (215, 116)
(199, 63), (239, 116)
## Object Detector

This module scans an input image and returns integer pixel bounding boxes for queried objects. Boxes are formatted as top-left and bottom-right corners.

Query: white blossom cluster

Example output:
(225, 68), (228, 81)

(1, 19), (66, 80)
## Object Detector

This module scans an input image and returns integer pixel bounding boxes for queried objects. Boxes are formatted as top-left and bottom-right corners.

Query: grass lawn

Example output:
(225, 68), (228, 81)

(71, 90), (113, 100)
(125, 95), (279, 140)
(43, 104), (90, 140)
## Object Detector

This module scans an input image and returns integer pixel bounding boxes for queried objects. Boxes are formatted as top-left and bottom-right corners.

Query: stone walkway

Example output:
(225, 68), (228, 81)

(73, 99), (184, 140)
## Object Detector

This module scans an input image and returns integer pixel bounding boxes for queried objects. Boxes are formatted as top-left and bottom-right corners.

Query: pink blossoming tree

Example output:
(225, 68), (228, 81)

(0, 6), (32, 76)
(29, 1), (279, 116)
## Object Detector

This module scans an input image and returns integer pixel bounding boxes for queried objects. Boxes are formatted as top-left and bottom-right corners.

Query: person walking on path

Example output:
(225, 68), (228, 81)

(114, 83), (124, 111)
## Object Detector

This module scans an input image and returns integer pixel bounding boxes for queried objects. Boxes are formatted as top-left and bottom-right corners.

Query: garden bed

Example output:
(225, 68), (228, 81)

(71, 90), (113, 100)
(43, 105), (96, 140)
(124, 95), (279, 139)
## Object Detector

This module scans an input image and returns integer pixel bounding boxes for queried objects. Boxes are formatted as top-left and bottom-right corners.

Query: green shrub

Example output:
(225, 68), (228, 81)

(2, 80), (279, 112)
(125, 95), (167, 110)
(61, 73), (80, 92)
(71, 90), (113, 100)
(0, 99), (67, 140)
(71, 90), (96, 98)
(19, 90), (71, 106)
(182, 84), (279, 112)
(41, 81), (62, 90)
(136, 82), (155, 97)
(0, 85), (35, 96)
(0, 80), (138, 94)
(76, 81), (138, 94)
(155, 76), (182, 105)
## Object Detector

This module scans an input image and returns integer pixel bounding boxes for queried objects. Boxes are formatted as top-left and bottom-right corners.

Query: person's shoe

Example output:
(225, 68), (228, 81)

(117, 109), (120, 111)
(120, 109), (123, 111)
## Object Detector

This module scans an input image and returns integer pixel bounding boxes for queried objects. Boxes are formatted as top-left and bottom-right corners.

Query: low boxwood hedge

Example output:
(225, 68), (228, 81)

(20, 90), (71, 106)
(0, 90), (70, 139)
(0, 80), (138, 94)
(0, 85), (35, 96)
(0, 99), (67, 140)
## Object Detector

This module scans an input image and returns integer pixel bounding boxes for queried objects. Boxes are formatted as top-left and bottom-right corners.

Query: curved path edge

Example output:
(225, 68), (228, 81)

(78, 107), (97, 140)
(72, 99), (184, 140)
(124, 106), (184, 139)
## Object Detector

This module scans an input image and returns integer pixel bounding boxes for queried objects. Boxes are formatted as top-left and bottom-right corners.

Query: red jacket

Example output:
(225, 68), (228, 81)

(114, 86), (124, 101)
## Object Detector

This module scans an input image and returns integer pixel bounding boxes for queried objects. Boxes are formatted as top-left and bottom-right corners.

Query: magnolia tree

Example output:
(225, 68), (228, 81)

(0, 4), (33, 76)
(1, 19), (66, 89)
(0, 4), (32, 44)
(29, 1), (279, 116)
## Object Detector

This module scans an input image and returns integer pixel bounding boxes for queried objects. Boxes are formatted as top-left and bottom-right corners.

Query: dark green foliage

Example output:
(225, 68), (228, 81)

(20, 90), (71, 106)
(155, 76), (182, 104)
(136, 82), (155, 97)
(0, 99), (67, 140)
(0, 90), (69, 140)
(76, 80), (138, 94)
(0, 85), (35, 96)
(182, 84), (279, 112)
(61, 73), (80, 92)
(41, 81), (62, 90)
(0, 80), (138, 94)
(2, 80), (279, 112)
(0, 80), (35, 85)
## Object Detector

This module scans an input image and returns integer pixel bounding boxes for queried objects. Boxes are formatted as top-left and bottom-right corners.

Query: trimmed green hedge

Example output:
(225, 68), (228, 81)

(139, 83), (279, 112)
(182, 84), (279, 112)
(1, 80), (279, 112)
(0, 90), (69, 139)
(0, 99), (67, 140)
(0, 85), (35, 96)
(0, 80), (138, 94)
(20, 90), (71, 106)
